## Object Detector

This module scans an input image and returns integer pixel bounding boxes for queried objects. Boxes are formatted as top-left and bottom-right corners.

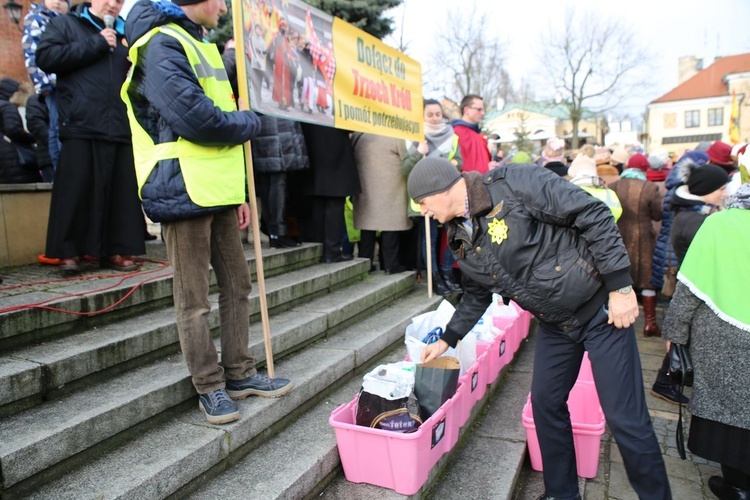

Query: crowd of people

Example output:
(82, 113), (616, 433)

(0, 0), (747, 496)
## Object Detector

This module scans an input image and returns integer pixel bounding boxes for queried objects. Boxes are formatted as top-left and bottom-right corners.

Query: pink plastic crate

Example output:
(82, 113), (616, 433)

(521, 389), (605, 479)
(330, 396), (453, 495)
(577, 352), (594, 383)
(482, 328), (512, 384)
(456, 351), (487, 426)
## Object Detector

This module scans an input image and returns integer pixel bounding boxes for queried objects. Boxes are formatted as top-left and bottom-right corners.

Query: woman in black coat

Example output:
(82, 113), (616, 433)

(0, 78), (41, 184)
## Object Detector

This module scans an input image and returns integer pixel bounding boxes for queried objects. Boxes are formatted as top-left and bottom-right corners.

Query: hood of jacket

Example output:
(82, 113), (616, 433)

(451, 119), (480, 133)
(126, 0), (193, 46)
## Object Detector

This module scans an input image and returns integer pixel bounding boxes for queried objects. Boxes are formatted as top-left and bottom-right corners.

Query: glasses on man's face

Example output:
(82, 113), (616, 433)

(469, 106), (485, 113)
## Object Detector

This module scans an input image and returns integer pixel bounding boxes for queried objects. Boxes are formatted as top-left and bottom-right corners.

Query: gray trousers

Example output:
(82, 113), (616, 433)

(163, 209), (257, 394)
(531, 306), (671, 500)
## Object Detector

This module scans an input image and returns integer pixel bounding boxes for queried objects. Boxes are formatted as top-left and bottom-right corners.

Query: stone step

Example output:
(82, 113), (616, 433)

(0, 270), (418, 490)
(0, 257), (373, 416)
(0, 244), (322, 350)
(13, 290), (442, 499)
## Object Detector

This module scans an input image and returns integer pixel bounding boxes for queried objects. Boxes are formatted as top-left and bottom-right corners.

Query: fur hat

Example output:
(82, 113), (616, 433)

(610, 148), (630, 166)
(542, 137), (566, 164)
(567, 154), (597, 178)
(407, 157), (461, 201)
(705, 141), (733, 166)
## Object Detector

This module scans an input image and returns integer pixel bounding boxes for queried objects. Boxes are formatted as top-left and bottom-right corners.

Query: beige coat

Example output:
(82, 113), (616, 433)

(351, 133), (412, 231)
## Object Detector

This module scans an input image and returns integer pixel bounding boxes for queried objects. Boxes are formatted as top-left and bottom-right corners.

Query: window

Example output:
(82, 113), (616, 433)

(708, 108), (723, 126)
(685, 110), (700, 128)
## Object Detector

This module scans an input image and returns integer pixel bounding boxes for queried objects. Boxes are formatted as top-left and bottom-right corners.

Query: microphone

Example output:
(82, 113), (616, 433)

(104, 14), (115, 52)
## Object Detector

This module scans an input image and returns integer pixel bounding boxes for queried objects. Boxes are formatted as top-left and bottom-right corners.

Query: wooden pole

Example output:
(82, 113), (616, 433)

(425, 216), (433, 298)
(232, 0), (275, 378)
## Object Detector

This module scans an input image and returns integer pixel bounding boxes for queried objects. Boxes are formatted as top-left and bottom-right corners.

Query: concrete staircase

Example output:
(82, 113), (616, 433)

(0, 242), (536, 499)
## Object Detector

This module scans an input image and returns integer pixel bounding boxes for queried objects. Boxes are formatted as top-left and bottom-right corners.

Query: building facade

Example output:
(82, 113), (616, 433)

(646, 53), (750, 154)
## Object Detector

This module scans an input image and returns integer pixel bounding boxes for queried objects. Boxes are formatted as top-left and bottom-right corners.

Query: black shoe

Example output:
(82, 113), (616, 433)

(709, 475), (750, 500)
(440, 269), (462, 293)
(145, 232), (158, 241)
(432, 272), (452, 296)
(198, 389), (239, 424)
(226, 373), (293, 399)
(385, 265), (408, 275)
(650, 383), (689, 405)
(324, 254), (353, 263)
(269, 234), (301, 248)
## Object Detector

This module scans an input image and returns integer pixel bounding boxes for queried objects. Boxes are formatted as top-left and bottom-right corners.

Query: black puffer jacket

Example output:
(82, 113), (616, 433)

(0, 100), (40, 184)
(251, 114), (309, 173)
(36, 3), (131, 143)
(442, 165), (632, 347)
(124, 0), (260, 222)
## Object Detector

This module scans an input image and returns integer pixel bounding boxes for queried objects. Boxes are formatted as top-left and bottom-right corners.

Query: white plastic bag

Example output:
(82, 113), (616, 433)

(455, 332), (477, 374)
(404, 300), (457, 363)
(361, 361), (417, 400)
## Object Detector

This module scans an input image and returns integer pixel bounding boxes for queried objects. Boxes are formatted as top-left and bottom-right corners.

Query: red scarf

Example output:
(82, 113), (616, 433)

(646, 170), (668, 182)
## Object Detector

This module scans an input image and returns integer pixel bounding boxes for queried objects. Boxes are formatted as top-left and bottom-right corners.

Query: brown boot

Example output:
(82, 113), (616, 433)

(642, 294), (661, 337)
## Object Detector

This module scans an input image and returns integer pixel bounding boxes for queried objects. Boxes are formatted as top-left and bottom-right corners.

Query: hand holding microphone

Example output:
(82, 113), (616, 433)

(103, 14), (115, 52)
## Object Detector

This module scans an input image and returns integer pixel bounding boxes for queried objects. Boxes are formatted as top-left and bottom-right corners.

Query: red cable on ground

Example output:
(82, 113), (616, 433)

(0, 258), (174, 316)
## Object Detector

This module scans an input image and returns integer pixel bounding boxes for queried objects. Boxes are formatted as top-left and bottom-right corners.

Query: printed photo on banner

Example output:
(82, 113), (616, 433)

(239, 0), (423, 141)
(242, 0), (335, 125)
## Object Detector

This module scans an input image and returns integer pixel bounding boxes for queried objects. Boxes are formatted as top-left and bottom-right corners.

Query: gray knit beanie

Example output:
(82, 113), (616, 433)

(407, 157), (462, 201)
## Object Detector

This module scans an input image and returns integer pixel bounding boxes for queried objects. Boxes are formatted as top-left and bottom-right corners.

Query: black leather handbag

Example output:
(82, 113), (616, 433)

(668, 343), (693, 459)
(668, 343), (693, 387)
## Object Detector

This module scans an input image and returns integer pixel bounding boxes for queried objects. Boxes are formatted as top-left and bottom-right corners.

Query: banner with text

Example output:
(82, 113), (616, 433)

(240, 0), (423, 141)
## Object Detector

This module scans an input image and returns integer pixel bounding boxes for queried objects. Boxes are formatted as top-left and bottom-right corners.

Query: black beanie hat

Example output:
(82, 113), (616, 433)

(687, 164), (729, 196)
(0, 78), (20, 100)
(172, 0), (206, 6)
(407, 157), (462, 201)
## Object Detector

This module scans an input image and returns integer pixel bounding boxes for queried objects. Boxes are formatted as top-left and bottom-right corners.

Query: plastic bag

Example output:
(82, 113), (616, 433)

(356, 362), (422, 432)
(405, 300), (457, 362)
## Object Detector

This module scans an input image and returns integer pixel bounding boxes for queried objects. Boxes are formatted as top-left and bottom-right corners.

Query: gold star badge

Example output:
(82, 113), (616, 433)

(488, 219), (509, 245)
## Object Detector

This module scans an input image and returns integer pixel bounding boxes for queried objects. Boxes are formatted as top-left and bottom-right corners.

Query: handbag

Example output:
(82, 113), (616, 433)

(662, 247), (678, 298)
(2, 132), (37, 169)
(414, 356), (460, 419)
(668, 343), (693, 460)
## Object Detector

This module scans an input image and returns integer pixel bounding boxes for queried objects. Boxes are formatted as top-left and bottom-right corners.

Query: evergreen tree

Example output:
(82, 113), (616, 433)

(209, 0), (403, 48)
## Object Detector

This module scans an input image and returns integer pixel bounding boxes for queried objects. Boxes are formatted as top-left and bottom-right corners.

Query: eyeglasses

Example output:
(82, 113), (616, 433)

(469, 106), (485, 113)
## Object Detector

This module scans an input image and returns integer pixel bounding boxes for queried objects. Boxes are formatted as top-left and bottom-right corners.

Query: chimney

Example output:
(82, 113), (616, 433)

(678, 56), (703, 85)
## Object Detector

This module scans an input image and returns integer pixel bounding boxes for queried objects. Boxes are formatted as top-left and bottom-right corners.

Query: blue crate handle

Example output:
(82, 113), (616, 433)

(421, 326), (444, 345)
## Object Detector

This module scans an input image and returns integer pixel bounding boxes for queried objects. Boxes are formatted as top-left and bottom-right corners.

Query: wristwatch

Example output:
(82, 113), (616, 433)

(615, 285), (633, 295)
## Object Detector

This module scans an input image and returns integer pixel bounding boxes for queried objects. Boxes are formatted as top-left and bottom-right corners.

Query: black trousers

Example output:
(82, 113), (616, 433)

(301, 196), (344, 261)
(531, 306), (671, 500)
(359, 230), (400, 271)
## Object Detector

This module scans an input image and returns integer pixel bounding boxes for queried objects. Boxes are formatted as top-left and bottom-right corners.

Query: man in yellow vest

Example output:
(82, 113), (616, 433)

(122, 0), (292, 425)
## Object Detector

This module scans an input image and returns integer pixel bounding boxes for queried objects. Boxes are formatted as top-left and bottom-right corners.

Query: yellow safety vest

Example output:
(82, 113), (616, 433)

(580, 185), (623, 222)
(409, 134), (461, 213)
(121, 23), (245, 208)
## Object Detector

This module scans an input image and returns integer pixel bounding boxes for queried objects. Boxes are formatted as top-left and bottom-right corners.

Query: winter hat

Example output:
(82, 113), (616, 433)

(542, 137), (566, 164)
(594, 147), (611, 165)
(407, 157), (462, 201)
(647, 154), (665, 171)
(172, 0), (207, 6)
(687, 164), (729, 196)
(677, 150), (709, 166)
(0, 78), (20, 100)
(648, 147), (670, 169)
(610, 148), (630, 166)
(705, 141), (733, 166)
(511, 151), (532, 163)
(627, 153), (650, 172)
(567, 153), (597, 177)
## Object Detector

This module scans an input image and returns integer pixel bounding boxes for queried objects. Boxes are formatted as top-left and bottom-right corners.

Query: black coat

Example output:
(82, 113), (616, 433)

(0, 100), (41, 183)
(24, 94), (52, 170)
(299, 124), (360, 197)
(36, 3), (132, 143)
(251, 114), (309, 174)
(442, 166), (632, 347)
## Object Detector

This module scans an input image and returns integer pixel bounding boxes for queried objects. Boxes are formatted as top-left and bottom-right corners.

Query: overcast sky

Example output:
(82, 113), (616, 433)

(383, 0), (750, 117)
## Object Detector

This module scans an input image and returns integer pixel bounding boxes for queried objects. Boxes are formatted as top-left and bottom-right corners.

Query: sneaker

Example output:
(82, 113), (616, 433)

(226, 373), (293, 399)
(198, 389), (240, 424)
(650, 383), (689, 405)
(269, 234), (301, 248)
